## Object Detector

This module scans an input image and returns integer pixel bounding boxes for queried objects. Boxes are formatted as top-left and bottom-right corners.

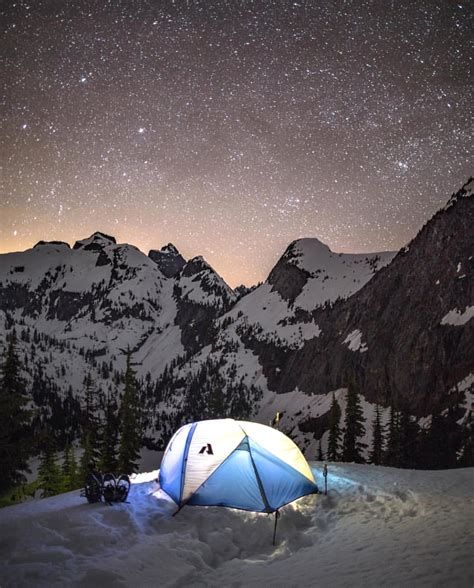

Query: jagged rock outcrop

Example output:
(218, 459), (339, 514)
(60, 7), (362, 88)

(148, 244), (186, 278)
(174, 256), (237, 354)
(73, 231), (116, 249)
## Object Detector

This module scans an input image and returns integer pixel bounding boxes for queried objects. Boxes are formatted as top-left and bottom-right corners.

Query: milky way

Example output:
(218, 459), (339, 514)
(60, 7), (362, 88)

(1, 1), (472, 286)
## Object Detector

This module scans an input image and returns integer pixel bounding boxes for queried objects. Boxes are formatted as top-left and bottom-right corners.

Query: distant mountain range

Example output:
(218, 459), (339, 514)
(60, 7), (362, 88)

(0, 178), (472, 462)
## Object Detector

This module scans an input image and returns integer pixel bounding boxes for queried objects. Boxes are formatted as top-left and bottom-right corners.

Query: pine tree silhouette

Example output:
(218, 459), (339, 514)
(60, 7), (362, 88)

(342, 378), (366, 463)
(99, 393), (118, 473)
(118, 351), (141, 474)
(422, 409), (457, 469)
(317, 439), (324, 461)
(61, 442), (78, 491)
(369, 403), (384, 465)
(79, 373), (100, 480)
(457, 410), (473, 467)
(384, 402), (401, 467)
(38, 442), (62, 497)
(399, 407), (420, 468)
(327, 392), (342, 461)
(0, 330), (31, 492)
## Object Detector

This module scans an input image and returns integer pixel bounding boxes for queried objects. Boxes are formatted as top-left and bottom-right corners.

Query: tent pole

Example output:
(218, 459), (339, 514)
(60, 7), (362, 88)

(272, 510), (280, 546)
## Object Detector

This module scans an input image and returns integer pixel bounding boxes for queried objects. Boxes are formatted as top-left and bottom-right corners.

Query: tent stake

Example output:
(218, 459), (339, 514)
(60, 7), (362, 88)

(272, 510), (280, 546)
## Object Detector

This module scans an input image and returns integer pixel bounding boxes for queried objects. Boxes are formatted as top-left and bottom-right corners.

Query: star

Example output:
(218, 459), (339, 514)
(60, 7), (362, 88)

(0, 1), (471, 287)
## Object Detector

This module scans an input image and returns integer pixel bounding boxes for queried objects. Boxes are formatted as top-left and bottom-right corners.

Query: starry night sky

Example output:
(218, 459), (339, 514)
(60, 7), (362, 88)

(1, 1), (472, 286)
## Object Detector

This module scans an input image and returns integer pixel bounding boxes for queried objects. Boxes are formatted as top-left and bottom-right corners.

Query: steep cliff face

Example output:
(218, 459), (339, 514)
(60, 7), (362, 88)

(258, 179), (474, 416)
(173, 256), (237, 355)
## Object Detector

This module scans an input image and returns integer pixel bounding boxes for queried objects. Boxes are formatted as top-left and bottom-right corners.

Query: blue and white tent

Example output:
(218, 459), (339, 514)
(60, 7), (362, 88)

(159, 418), (318, 513)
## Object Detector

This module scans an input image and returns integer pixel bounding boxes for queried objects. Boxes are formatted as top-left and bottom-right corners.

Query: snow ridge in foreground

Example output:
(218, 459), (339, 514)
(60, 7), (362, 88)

(0, 464), (473, 587)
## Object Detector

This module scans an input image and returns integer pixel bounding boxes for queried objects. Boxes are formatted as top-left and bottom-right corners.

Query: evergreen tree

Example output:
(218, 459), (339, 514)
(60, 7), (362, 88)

(399, 407), (420, 468)
(0, 331), (31, 492)
(384, 403), (401, 467)
(342, 378), (366, 463)
(317, 439), (324, 461)
(117, 352), (141, 474)
(422, 410), (457, 469)
(327, 393), (342, 461)
(62, 443), (78, 491)
(457, 411), (473, 467)
(369, 403), (385, 465)
(79, 430), (96, 481)
(78, 374), (100, 480)
(38, 442), (62, 497)
(99, 393), (118, 473)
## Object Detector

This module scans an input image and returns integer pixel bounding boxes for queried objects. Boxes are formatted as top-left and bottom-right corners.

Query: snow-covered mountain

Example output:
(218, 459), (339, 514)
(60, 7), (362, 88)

(145, 179), (474, 458)
(0, 180), (473, 463)
(1, 461), (473, 587)
(257, 178), (474, 428)
(0, 232), (236, 437)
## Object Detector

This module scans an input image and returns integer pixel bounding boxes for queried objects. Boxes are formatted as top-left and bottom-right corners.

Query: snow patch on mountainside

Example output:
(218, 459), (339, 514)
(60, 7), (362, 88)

(228, 283), (321, 349)
(441, 306), (474, 326)
(452, 373), (474, 425)
(343, 329), (368, 353)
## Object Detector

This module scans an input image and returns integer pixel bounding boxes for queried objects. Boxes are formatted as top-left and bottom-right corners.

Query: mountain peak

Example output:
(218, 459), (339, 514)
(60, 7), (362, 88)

(33, 240), (70, 249)
(284, 238), (332, 263)
(182, 256), (213, 277)
(444, 176), (473, 211)
(148, 243), (186, 278)
(73, 232), (117, 250)
(161, 243), (180, 255)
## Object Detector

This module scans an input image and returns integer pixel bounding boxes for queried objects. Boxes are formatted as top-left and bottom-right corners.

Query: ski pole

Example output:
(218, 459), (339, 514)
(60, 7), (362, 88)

(323, 462), (328, 495)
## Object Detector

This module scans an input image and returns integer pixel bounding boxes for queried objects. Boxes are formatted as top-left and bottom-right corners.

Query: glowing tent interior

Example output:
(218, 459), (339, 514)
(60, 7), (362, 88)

(159, 418), (318, 513)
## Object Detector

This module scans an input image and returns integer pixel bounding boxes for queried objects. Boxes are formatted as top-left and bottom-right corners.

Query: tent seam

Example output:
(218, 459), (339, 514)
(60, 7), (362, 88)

(239, 425), (272, 513)
(179, 422), (197, 505)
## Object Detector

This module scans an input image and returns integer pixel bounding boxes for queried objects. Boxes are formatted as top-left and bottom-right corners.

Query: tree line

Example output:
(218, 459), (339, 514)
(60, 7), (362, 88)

(0, 332), (142, 500)
(323, 378), (473, 469)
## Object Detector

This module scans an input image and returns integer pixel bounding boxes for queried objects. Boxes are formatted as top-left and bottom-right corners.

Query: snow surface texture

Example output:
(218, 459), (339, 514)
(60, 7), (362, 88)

(1, 463), (473, 588)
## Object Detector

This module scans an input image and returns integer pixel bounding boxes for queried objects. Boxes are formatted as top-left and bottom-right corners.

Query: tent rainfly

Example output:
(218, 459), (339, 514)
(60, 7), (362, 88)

(159, 418), (318, 514)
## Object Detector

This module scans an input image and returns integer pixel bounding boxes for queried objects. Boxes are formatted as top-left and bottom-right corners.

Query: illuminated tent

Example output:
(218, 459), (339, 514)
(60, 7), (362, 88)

(159, 418), (318, 513)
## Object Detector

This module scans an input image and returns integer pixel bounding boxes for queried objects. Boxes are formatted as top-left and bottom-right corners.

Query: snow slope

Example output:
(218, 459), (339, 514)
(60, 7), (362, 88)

(1, 463), (472, 587)
(281, 238), (396, 311)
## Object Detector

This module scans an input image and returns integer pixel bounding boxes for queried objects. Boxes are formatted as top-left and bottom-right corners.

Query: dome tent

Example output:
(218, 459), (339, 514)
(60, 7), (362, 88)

(159, 418), (318, 514)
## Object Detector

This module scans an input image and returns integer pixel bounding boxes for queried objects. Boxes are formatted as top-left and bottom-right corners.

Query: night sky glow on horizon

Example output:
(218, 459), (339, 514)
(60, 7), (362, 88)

(1, 1), (472, 287)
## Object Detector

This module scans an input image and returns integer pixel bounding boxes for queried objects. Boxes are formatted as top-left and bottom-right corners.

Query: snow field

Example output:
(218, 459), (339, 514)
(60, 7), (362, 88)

(0, 463), (472, 587)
